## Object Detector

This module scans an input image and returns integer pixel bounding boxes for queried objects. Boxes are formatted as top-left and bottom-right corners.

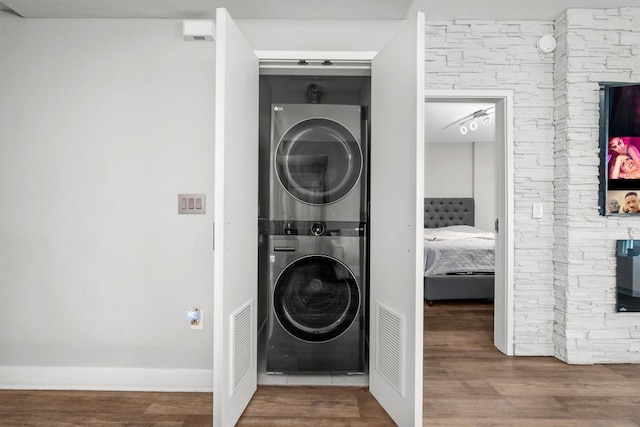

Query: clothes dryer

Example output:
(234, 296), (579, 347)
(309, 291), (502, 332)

(266, 220), (366, 373)
(269, 104), (367, 222)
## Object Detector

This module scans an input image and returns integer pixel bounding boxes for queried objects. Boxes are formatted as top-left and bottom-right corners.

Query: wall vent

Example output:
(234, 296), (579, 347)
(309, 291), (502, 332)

(376, 302), (404, 396)
(230, 299), (253, 395)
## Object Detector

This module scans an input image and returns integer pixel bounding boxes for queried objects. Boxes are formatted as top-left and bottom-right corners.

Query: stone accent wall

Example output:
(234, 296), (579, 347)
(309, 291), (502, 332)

(554, 7), (640, 364)
(425, 20), (557, 355)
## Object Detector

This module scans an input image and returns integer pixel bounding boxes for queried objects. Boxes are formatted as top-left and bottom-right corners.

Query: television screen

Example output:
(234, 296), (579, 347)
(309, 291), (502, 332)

(600, 83), (640, 215)
(616, 239), (640, 312)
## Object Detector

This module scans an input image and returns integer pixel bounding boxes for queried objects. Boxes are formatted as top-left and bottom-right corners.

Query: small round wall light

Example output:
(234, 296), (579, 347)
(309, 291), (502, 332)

(537, 35), (557, 54)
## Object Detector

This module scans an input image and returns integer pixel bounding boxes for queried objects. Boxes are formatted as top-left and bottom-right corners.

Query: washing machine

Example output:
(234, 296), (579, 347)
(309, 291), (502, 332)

(266, 220), (366, 373)
(269, 104), (367, 222)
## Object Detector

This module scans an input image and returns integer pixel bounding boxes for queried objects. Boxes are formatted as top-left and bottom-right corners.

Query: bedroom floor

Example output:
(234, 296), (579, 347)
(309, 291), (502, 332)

(3, 301), (640, 425)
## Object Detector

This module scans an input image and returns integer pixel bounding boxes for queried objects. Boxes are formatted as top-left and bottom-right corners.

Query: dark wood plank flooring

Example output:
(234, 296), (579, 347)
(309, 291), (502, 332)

(2, 300), (640, 425)
(424, 300), (640, 426)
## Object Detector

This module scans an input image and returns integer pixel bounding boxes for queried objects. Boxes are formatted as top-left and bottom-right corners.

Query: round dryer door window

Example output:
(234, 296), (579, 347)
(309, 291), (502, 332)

(275, 118), (363, 205)
(273, 255), (360, 342)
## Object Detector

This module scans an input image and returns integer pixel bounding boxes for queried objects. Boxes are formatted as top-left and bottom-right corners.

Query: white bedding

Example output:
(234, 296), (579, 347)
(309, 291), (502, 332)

(423, 225), (495, 276)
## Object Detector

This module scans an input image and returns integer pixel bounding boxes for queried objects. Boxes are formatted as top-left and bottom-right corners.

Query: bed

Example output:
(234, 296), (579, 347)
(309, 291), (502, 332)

(423, 198), (495, 305)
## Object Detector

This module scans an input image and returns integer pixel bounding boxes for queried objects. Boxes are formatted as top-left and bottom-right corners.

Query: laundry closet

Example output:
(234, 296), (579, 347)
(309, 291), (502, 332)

(257, 73), (371, 377)
(213, 8), (425, 426)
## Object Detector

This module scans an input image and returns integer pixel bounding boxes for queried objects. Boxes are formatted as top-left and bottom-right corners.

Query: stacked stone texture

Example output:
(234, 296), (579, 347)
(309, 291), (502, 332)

(426, 8), (640, 361)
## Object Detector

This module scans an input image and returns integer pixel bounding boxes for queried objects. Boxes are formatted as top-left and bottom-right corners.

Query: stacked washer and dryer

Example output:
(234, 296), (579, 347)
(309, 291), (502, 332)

(265, 103), (368, 374)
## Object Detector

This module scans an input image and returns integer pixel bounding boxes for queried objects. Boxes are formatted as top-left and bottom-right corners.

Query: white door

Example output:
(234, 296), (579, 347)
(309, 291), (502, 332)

(213, 8), (259, 427)
(214, 8), (425, 425)
(493, 96), (515, 355)
(369, 12), (425, 426)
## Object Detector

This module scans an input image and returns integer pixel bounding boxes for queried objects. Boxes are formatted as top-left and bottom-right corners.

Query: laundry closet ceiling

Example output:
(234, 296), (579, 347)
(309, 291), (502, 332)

(1, 0), (637, 20)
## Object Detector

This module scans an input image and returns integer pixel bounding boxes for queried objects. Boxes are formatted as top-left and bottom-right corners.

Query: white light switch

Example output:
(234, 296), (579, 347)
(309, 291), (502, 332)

(179, 194), (206, 214)
(532, 202), (543, 219)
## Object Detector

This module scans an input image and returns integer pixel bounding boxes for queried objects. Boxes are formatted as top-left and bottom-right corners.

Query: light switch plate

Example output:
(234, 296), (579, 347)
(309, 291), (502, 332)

(532, 202), (543, 219)
(179, 194), (206, 214)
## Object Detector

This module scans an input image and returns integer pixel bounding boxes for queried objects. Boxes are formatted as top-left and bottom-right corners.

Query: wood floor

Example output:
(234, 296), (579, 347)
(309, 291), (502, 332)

(3, 301), (640, 426)
(424, 300), (640, 426)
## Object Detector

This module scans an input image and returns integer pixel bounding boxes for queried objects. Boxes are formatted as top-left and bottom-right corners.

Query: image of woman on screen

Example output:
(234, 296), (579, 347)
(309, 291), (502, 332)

(609, 136), (640, 163)
(610, 85), (640, 137)
(610, 154), (640, 179)
(608, 136), (640, 177)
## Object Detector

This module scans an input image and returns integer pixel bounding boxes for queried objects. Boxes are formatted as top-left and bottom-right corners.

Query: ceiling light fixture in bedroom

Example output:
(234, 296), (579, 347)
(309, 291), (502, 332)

(444, 106), (495, 135)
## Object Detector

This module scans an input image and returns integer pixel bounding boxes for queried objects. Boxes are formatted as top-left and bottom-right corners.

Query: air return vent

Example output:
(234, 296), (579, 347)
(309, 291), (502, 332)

(231, 300), (253, 395)
(376, 302), (404, 396)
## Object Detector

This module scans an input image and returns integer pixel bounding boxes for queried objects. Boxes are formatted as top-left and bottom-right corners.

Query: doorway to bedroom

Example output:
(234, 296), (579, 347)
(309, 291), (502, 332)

(424, 90), (514, 355)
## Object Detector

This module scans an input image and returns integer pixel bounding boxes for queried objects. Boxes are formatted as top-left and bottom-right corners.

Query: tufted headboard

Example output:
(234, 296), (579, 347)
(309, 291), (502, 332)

(424, 198), (475, 228)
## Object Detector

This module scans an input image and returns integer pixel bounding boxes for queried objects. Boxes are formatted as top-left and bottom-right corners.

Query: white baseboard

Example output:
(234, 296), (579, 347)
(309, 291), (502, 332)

(0, 366), (213, 392)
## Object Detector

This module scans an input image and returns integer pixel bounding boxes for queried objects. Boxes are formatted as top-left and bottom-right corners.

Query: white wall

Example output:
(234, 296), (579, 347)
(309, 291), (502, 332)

(424, 141), (496, 231)
(424, 143), (473, 197)
(0, 13), (415, 390)
(237, 19), (404, 51)
(473, 142), (496, 232)
(425, 19), (557, 355)
(0, 12), (405, 391)
(554, 7), (640, 364)
(0, 14), (215, 388)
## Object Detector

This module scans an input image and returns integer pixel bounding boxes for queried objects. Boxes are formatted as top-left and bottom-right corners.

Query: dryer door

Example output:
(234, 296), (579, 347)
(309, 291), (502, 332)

(273, 255), (360, 342)
(275, 118), (363, 205)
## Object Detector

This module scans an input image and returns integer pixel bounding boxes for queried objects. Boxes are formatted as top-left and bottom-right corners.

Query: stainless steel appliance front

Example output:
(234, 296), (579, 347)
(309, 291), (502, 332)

(266, 221), (366, 373)
(269, 104), (367, 222)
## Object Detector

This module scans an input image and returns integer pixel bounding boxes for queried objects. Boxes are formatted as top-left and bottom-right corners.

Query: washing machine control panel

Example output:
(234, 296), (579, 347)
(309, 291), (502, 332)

(268, 220), (365, 237)
(283, 221), (296, 235)
(310, 222), (325, 236)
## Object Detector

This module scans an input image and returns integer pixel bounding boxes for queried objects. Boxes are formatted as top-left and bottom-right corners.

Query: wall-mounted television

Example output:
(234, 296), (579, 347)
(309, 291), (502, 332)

(599, 83), (640, 216)
(616, 239), (640, 312)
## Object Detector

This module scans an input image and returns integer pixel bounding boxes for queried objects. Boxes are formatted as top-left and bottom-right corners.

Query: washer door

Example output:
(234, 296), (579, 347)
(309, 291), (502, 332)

(275, 118), (362, 205)
(273, 255), (360, 342)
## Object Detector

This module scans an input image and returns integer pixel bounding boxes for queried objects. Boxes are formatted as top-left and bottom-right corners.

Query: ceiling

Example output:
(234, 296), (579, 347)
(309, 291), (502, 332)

(0, 0), (413, 20)
(0, 0), (637, 20)
(425, 102), (495, 144)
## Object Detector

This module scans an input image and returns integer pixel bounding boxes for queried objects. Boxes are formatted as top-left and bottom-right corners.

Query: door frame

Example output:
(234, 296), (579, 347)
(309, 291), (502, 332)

(251, 20), (424, 424)
(424, 89), (514, 355)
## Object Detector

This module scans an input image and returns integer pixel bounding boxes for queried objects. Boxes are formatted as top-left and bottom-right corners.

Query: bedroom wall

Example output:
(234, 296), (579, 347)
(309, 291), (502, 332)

(424, 143), (473, 197)
(553, 7), (640, 364)
(473, 142), (496, 232)
(426, 19), (557, 355)
(424, 141), (495, 232)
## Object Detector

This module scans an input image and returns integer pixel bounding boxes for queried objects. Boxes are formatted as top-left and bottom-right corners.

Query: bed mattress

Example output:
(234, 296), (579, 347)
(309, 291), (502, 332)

(423, 225), (495, 276)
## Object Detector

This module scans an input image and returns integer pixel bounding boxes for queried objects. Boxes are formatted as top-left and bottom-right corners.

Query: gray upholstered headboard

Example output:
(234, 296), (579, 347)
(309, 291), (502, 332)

(424, 198), (475, 228)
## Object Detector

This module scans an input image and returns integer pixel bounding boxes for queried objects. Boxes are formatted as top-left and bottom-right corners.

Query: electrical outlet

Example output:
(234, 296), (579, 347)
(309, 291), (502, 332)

(186, 307), (204, 330)
(191, 309), (203, 330)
